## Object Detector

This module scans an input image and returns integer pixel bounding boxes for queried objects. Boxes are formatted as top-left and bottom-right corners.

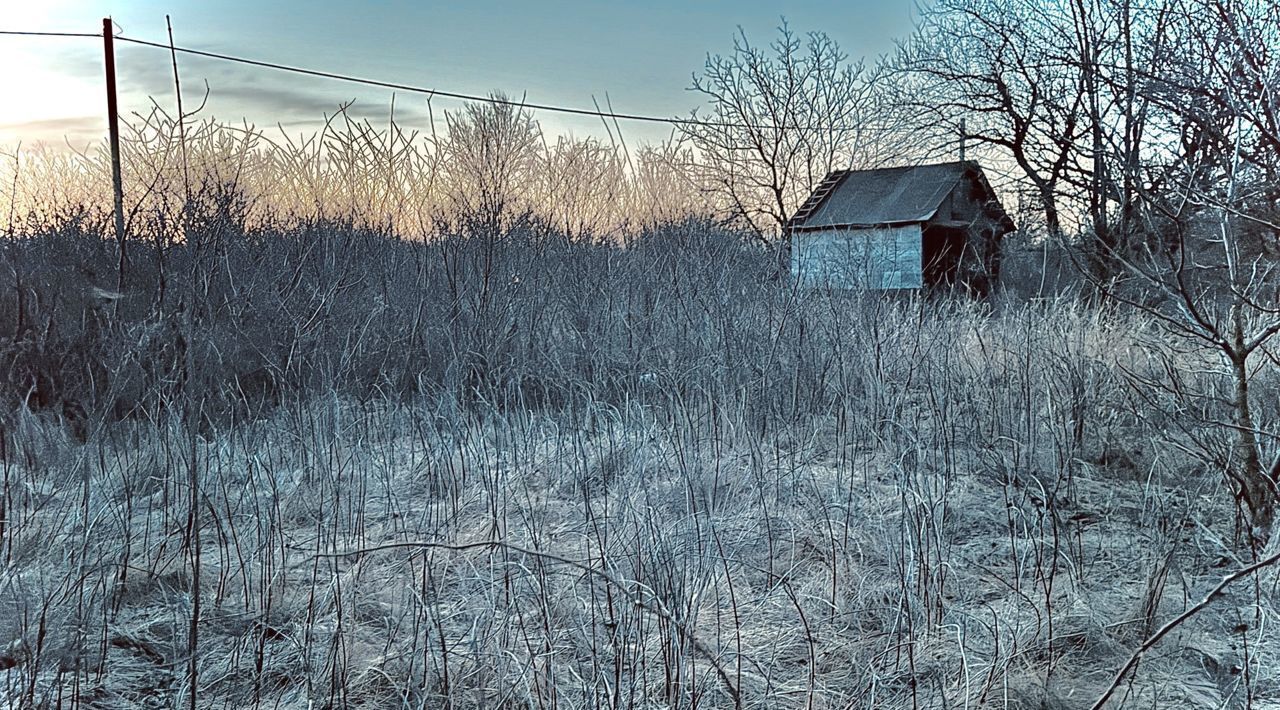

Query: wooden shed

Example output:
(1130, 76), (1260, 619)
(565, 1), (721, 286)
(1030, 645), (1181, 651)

(785, 161), (1015, 295)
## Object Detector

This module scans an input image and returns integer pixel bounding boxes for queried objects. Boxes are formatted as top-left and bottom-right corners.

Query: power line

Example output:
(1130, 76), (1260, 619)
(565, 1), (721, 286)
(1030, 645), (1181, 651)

(0, 27), (852, 132)
(0, 30), (98, 38)
(111, 35), (787, 131)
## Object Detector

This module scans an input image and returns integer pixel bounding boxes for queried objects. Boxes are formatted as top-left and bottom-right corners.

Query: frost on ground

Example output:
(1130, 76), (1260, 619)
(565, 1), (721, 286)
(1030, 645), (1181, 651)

(2, 307), (1279, 709)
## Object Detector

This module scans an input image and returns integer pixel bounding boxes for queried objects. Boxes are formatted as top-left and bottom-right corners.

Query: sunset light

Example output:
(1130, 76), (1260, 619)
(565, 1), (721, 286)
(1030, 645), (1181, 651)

(0, 3), (105, 146)
(1, 0), (915, 149)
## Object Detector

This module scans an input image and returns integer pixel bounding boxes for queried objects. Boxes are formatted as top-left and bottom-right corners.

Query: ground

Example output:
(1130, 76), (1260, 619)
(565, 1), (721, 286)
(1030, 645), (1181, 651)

(3, 301), (1279, 709)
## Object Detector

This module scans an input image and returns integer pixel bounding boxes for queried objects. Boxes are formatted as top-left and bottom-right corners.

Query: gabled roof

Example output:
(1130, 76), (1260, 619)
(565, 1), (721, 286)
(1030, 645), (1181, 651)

(786, 161), (1012, 232)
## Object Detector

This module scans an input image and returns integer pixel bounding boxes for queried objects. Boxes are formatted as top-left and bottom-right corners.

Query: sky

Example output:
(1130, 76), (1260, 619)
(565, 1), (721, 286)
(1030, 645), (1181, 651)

(0, 0), (921, 150)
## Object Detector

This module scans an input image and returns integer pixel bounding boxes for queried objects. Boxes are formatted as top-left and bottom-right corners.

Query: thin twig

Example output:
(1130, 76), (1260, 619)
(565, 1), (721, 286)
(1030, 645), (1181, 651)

(1089, 549), (1280, 710)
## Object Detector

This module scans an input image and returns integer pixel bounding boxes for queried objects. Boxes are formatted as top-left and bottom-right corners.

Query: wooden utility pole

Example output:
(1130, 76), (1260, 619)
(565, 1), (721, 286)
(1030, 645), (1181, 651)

(959, 117), (966, 162)
(103, 17), (127, 292)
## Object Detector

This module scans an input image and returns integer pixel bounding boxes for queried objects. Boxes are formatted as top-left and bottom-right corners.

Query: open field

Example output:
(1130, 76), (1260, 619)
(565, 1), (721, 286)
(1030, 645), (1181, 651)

(3, 217), (1279, 708)
(2, 0), (1277, 705)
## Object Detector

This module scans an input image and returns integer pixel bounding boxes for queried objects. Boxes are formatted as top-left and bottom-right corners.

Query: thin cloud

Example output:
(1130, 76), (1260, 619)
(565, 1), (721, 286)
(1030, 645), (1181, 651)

(0, 116), (104, 147)
(37, 42), (445, 141)
(119, 55), (437, 131)
(44, 45), (100, 78)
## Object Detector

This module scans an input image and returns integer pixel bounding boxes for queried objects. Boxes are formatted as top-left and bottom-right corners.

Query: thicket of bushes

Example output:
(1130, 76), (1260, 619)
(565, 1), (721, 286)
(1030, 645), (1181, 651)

(2, 195), (807, 432)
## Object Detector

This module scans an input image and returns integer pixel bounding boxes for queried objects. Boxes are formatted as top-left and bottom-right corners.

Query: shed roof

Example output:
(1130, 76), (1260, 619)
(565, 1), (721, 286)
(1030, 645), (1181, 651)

(787, 161), (1010, 231)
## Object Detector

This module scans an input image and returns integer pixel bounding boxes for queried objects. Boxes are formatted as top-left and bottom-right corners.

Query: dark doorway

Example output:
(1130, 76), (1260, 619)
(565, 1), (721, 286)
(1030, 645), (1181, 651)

(922, 226), (966, 289)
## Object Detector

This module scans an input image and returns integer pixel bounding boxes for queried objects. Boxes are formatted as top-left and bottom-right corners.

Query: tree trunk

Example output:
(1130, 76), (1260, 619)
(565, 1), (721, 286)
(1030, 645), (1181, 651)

(1039, 184), (1062, 242)
(1229, 348), (1274, 544)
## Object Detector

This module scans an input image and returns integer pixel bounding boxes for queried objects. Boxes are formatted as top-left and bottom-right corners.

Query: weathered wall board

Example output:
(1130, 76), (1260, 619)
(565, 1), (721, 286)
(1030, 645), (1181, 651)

(791, 225), (923, 290)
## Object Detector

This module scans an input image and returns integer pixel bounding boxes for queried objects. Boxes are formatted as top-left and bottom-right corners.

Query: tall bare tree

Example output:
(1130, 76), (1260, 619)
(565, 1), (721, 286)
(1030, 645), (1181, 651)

(679, 22), (884, 243)
(894, 0), (1093, 244)
(896, 0), (1198, 289)
(1099, 0), (1280, 543)
(437, 94), (542, 234)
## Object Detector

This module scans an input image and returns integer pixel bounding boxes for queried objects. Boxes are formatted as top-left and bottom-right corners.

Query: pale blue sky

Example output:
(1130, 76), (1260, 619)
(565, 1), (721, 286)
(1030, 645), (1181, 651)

(1, 1), (920, 148)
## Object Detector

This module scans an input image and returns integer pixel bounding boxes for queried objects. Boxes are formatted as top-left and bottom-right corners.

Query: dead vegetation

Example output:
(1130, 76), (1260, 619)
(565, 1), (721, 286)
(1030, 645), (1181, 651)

(1, 204), (1279, 707)
(1, 5), (1277, 697)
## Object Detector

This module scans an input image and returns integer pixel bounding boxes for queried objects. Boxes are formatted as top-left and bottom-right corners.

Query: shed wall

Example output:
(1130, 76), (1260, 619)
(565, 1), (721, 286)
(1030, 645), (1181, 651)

(791, 225), (923, 290)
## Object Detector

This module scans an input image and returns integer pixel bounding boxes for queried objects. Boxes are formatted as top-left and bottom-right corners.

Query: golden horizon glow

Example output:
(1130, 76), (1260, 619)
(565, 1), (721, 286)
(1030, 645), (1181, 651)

(0, 2), (108, 149)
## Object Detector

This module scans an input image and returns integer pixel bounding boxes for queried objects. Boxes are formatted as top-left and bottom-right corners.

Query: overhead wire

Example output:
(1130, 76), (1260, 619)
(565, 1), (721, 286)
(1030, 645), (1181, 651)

(0, 30), (98, 38)
(0, 28), (848, 132)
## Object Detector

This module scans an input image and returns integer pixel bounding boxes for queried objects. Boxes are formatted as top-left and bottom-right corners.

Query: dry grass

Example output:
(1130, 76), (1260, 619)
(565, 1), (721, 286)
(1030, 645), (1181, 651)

(3, 280), (1278, 708)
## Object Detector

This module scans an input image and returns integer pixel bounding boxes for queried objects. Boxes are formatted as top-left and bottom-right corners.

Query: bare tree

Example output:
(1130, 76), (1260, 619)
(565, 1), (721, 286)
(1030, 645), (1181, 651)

(1100, 0), (1280, 544)
(437, 94), (542, 234)
(632, 141), (707, 229)
(679, 22), (883, 243)
(897, 0), (1242, 292)
(894, 0), (1093, 244)
(538, 135), (628, 239)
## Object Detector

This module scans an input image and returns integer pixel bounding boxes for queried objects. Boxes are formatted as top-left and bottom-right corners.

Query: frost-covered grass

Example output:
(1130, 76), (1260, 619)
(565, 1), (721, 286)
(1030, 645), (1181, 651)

(4, 272), (1278, 708)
